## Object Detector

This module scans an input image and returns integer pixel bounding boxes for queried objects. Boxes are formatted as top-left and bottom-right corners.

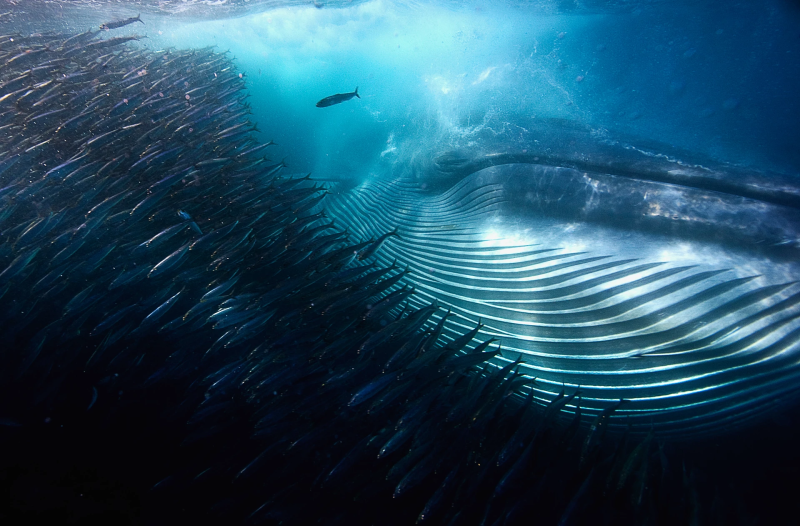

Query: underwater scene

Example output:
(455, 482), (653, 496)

(1, 0), (799, 524)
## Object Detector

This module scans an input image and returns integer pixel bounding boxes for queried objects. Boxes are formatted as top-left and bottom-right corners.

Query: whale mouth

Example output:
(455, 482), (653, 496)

(326, 131), (800, 435)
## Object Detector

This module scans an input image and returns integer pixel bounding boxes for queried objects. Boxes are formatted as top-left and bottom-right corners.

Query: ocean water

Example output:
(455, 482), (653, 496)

(142, 0), (800, 180)
(2, 1), (800, 524)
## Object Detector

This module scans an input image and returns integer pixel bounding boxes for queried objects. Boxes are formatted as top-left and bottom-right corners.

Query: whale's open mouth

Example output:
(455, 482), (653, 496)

(326, 124), (800, 434)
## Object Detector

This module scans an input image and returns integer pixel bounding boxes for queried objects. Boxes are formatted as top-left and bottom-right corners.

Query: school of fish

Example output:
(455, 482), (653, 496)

(0, 27), (740, 525)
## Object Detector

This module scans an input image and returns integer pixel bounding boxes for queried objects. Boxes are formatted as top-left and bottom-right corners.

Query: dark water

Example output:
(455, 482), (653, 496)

(1, 1), (800, 524)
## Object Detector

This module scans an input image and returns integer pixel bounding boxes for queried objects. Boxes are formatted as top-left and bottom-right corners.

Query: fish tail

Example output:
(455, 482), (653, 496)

(137, 14), (144, 24)
(354, 87), (360, 98)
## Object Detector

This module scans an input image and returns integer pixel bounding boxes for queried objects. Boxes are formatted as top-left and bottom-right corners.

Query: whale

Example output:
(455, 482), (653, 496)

(324, 120), (800, 435)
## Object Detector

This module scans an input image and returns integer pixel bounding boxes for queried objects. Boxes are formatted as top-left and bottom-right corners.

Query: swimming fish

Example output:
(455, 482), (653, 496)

(100, 14), (144, 30)
(316, 87), (360, 108)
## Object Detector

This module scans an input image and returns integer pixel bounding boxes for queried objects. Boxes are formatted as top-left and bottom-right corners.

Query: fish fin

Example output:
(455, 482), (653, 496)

(354, 87), (360, 98)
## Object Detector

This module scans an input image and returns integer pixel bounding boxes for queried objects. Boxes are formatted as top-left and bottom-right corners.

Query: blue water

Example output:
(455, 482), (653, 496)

(135, 0), (800, 183)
